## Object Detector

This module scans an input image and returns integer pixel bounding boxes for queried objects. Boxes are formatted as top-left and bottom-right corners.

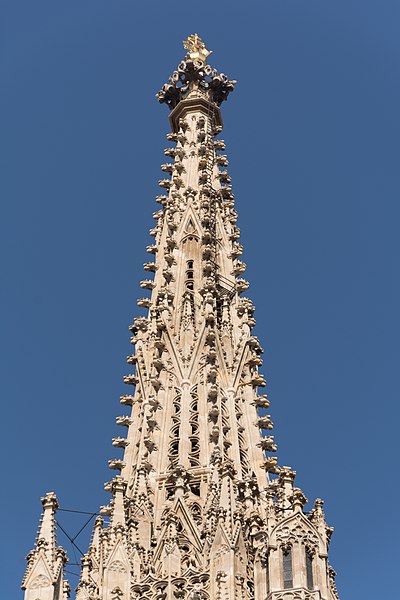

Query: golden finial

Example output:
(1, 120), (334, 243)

(183, 33), (212, 63)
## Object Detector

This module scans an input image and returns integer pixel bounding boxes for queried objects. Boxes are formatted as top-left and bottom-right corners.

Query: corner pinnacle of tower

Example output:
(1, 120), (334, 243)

(289, 487), (308, 513)
(41, 490), (59, 512)
(37, 491), (59, 548)
(22, 491), (69, 594)
(110, 476), (127, 528)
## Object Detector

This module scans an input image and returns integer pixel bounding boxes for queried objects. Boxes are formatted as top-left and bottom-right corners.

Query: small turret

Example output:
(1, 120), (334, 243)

(22, 492), (69, 600)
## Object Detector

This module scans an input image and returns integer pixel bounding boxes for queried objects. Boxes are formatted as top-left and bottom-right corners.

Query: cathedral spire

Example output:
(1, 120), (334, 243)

(23, 36), (340, 600)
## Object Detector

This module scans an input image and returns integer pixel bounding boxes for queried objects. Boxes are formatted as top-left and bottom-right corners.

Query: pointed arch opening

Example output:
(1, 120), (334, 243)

(282, 546), (293, 589)
(306, 548), (314, 590)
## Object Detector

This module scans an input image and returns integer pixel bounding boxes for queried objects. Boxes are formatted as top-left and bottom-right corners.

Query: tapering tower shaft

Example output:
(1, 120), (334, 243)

(23, 35), (340, 600)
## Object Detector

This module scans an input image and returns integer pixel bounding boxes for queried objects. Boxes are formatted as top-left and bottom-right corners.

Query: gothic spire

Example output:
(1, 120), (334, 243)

(23, 36), (340, 600)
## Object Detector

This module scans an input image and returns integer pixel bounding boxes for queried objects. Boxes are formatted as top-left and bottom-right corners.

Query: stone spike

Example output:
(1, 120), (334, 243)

(37, 492), (59, 561)
(90, 515), (104, 555)
(110, 477), (127, 528)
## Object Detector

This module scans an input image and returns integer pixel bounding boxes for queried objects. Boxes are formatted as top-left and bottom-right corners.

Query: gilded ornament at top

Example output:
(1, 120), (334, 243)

(183, 33), (212, 63)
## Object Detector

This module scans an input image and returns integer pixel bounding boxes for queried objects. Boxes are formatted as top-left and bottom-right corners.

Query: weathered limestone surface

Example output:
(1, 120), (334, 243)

(23, 35), (340, 600)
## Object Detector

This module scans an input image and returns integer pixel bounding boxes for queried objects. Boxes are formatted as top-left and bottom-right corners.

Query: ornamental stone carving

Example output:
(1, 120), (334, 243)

(30, 575), (51, 589)
(157, 59), (236, 110)
(108, 560), (127, 573)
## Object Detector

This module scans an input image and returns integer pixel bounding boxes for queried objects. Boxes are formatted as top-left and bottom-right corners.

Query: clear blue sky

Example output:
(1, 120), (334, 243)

(1, 1), (398, 598)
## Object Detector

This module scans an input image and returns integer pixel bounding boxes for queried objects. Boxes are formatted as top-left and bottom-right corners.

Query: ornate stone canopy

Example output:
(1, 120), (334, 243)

(156, 57), (236, 110)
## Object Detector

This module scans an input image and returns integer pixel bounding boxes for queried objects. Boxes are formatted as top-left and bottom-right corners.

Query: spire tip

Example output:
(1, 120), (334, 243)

(183, 33), (212, 63)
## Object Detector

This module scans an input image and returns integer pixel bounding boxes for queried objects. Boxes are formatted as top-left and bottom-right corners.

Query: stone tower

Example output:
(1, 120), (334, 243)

(23, 35), (340, 600)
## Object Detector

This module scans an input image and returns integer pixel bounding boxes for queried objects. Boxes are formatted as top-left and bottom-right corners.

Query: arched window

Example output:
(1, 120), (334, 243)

(282, 547), (293, 589)
(306, 550), (314, 590)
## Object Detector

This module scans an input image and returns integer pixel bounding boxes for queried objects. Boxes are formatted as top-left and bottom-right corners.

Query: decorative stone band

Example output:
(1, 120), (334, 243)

(168, 96), (223, 133)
